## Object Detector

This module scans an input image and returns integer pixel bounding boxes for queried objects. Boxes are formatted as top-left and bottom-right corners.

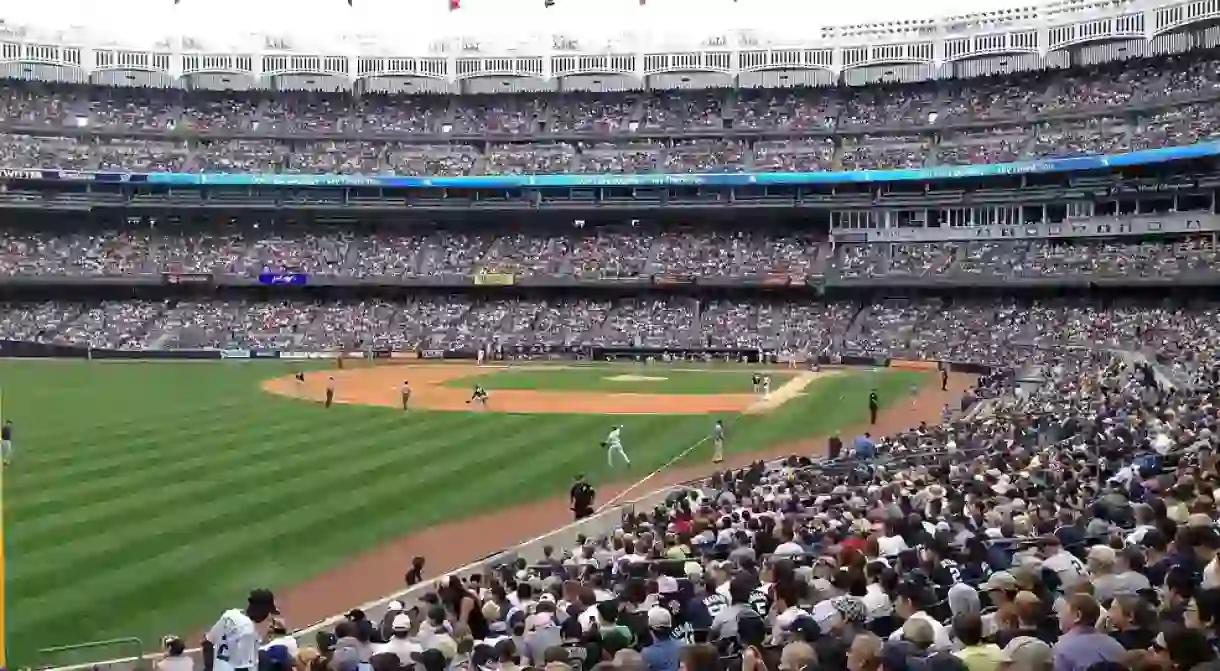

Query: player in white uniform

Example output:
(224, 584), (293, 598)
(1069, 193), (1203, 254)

(762, 375), (772, 398)
(204, 589), (278, 671)
(604, 425), (631, 467)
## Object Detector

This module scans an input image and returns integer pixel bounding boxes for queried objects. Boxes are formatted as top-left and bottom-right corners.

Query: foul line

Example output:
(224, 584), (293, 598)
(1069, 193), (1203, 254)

(596, 435), (710, 513)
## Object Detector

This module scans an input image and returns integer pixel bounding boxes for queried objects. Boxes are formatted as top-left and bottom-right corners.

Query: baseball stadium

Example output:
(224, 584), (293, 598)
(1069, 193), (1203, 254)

(0, 0), (1217, 669)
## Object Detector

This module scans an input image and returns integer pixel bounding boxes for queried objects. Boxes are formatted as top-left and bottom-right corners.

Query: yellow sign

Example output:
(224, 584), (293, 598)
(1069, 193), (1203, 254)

(473, 272), (515, 286)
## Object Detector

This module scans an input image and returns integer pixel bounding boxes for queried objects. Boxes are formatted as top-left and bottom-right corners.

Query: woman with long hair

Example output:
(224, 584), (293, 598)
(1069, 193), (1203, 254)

(442, 575), (490, 640)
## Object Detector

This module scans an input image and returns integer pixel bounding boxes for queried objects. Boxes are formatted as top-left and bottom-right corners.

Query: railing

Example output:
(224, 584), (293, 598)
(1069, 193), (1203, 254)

(45, 482), (687, 671)
(39, 638), (145, 671)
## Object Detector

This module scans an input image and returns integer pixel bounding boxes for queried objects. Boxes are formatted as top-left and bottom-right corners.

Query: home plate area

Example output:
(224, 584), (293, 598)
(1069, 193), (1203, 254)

(262, 364), (821, 415)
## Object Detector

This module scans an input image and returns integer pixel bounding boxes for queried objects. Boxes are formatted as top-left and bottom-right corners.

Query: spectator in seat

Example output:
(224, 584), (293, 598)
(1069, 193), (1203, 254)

(642, 607), (681, 671)
(1052, 594), (1125, 671)
(157, 636), (194, 671)
(953, 613), (1003, 671)
(375, 613), (421, 666)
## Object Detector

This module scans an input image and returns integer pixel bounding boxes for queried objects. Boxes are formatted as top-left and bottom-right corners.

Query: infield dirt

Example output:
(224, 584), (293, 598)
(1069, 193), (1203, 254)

(262, 364), (807, 414)
(250, 367), (974, 631)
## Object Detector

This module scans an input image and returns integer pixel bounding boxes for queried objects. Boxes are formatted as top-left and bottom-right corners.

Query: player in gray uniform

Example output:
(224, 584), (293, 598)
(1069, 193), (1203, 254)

(712, 419), (726, 464)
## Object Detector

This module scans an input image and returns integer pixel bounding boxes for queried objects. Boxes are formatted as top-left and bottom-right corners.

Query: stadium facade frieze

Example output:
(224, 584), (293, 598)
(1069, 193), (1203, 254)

(4, 0), (1219, 96)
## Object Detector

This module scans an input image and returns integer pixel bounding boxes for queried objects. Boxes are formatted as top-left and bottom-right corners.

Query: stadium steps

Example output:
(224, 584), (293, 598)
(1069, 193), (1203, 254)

(831, 141), (844, 171)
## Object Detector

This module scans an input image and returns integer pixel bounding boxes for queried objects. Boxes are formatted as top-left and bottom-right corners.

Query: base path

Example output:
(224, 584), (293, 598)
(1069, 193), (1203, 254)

(263, 364), (806, 415)
(266, 371), (975, 628)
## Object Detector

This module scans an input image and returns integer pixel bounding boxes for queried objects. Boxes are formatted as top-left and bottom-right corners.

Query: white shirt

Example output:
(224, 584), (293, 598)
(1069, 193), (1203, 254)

(206, 609), (260, 671)
(1043, 550), (1087, 585)
(607, 428), (622, 447)
(157, 657), (195, 671)
(888, 611), (953, 651)
(375, 637), (423, 666)
(877, 534), (908, 558)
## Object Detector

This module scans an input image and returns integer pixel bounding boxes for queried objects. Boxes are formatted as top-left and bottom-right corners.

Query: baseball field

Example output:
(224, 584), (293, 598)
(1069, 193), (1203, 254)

(0, 359), (959, 666)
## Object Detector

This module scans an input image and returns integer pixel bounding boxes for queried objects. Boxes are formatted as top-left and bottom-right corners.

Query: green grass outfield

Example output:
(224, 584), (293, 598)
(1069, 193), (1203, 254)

(0, 360), (925, 666)
(443, 366), (794, 394)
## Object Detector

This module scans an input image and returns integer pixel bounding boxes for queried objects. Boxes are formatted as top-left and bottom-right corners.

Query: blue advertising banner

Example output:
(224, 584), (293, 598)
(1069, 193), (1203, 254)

(3, 141), (1215, 188)
(258, 272), (309, 286)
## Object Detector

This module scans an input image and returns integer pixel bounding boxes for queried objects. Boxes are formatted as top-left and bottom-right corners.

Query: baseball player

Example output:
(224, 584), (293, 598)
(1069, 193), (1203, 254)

(751, 373), (762, 394)
(477, 348), (486, 367)
(909, 382), (920, 407)
(2, 420), (13, 465)
(325, 376), (336, 409)
(603, 425), (630, 467)
(711, 419), (726, 464)
(467, 385), (489, 409)
(401, 381), (411, 410)
(761, 374), (772, 398)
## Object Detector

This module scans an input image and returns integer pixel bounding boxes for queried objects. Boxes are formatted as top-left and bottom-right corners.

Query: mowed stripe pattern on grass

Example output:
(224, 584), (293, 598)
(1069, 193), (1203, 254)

(0, 361), (922, 666)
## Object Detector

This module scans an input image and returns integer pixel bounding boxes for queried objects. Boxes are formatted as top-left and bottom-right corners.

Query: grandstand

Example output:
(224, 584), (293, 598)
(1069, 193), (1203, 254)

(4, 0), (1220, 670)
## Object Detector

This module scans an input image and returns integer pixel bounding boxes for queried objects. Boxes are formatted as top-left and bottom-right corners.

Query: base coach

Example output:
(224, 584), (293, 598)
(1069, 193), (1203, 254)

(869, 389), (878, 424)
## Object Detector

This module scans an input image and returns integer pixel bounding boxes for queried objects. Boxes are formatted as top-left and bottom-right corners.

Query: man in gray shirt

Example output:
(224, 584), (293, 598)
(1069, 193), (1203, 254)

(710, 577), (758, 641)
(1089, 546), (1151, 604)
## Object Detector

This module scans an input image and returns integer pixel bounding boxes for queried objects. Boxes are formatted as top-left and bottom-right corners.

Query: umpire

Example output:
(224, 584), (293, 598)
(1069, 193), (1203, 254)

(868, 389), (878, 424)
(570, 474), (595, 520)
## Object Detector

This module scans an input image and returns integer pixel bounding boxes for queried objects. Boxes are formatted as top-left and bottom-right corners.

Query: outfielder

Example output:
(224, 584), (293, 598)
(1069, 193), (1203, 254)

(2, 420), (13, 465)
(711, 419), (725, 464)
(603, 425), (630, 467)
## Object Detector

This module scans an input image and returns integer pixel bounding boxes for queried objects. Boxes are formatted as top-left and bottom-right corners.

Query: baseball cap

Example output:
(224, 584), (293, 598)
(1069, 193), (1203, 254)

(997, 636), (1053, 665)
(656, 576), (680, 594)
(315, 631), (338, 653)
(647, 606), (673, 629)
(391, 613), (411, 632)
(978, 571), (1018, 592)
(248, 589), (280, 614)
(388, 600), (405, 611)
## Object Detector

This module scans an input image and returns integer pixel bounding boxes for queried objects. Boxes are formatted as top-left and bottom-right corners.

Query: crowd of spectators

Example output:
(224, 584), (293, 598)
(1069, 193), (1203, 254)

(3, 297), (1220, 369)
(3, 231), (1220, 284)
(833, 239), (1220, 282)
(1, 50), (1220, 176)
(0, 228), (832, 280)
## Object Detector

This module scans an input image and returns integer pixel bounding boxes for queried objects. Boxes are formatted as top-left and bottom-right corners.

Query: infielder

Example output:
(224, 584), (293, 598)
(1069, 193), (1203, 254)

(603, 425), (631, 467)
(401, 381), (411, 410)
(711, 419), (725, 464)
(761, 374), (772, 398)
(467, 385), (489, 409)
(325, 376), (336, 409)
